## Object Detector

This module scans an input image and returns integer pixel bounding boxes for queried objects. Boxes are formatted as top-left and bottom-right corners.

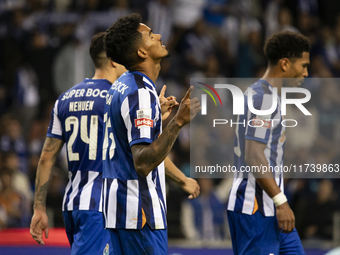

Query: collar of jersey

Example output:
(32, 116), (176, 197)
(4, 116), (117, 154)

(259, 79), (273, 89)
(128, 71), (156, 89)
(84, 78), (112, 85)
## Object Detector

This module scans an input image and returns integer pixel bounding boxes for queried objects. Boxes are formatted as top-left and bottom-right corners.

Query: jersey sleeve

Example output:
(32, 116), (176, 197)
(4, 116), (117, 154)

(120, 87), (160, 147)
(245, 93), (278, 144)
(46, 99), (64, 141)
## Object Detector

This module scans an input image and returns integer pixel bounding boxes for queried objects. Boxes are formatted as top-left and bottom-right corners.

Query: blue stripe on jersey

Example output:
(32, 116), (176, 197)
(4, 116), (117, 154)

(104, 178), (113, 218)
(90, 173), (102, 211)
(116, 180), (127, 229)
(137, 192), (144, 229)
(133, 73), (145, 89)
(138, 175), (154, 229)
(234, 179), (248, 212)
(73, 171), (88, 210)
(255, 183), (264, 215)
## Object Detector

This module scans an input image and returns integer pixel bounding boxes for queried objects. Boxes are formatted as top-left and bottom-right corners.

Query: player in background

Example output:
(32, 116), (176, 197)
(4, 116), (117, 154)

(227, 31), (310, 254)
(30, 32), (127, 255)
(102, 13), (201, 255)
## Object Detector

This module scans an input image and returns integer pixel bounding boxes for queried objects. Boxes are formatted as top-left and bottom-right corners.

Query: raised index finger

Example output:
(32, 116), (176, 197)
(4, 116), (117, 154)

(159, 85), (166, 98)
(183, 86), (194, 100)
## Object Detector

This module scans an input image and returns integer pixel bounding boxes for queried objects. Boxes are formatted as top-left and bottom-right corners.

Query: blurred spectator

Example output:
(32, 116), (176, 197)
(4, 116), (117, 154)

(303, 180), (339, 240)
(146, 0), (173, 45)
(0, 167), (30, 228)
(26, 30), (57, 106)
(324, 24), (340, 77)
(53, 25), (93, 94)
(171, 0), (205, 29)
(181, 178), (232, 240)
(236, 26), (265, 77)
(2, 151), (33, 204)
(180, 19), (214, 72)
(0, 116), (28, 173)
(315, 81), (340, 141)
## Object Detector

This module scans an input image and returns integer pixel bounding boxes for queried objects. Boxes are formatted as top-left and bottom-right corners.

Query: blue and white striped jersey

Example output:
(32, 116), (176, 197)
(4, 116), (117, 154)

(47, 78), (112, 212)
(102, 71), (166, 230)
(227, 80), (285, 217)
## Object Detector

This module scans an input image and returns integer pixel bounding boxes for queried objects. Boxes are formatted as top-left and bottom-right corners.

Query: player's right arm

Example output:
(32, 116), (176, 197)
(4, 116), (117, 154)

(30, 137), (64, 245)
(131, 86), (201, 177)
(245, 139), (295, 233)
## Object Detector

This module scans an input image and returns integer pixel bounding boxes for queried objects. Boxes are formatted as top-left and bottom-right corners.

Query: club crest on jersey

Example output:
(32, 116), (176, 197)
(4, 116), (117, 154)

(135, 108), (153, 128)
(103, 243), (109, 255)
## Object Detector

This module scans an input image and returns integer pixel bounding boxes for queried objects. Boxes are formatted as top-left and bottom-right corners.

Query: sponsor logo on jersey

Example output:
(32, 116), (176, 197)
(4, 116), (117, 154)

(252, 118), (271, 128)
(135, 118), (153, 128)
(135, 108), (153, 128)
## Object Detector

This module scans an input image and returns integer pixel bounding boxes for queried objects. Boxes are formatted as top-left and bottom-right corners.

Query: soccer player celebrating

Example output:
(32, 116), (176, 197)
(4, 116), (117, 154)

(30, 32), (127, 255)
(227, 31), (310, 254)
(102, 13), (201, 254)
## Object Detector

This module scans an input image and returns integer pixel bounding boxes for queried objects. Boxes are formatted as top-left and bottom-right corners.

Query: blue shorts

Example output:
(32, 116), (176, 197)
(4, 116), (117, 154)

(108, 224), (168, 255)
(63, 210), (112, 255)
(227, 210), (305, 255)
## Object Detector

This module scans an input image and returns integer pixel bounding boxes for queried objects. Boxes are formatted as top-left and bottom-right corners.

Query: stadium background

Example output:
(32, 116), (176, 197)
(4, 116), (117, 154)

(0, 0), (340, 254)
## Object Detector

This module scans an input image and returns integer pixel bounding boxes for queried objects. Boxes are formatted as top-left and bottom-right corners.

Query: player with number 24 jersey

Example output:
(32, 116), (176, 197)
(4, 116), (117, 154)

(47, 79), (110, 212)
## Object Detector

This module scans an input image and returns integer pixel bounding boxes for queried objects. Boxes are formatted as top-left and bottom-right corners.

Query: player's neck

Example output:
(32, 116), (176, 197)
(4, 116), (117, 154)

(92, 67), (117, 84)
(262, 67), (284, 95)
(131, 60), (161, 84)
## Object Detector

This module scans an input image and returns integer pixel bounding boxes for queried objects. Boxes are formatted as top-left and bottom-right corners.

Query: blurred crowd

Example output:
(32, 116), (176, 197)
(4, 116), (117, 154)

(0, 0), (340, 244)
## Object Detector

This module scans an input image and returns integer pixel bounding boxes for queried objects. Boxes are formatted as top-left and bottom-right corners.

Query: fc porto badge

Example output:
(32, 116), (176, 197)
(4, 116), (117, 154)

(103, 243), (109, 255)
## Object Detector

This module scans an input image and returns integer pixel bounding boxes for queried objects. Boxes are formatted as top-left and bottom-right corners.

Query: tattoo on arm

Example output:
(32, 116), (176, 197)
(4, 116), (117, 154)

(165, 167), (185, 185)
(34, 168), (52, 208)
(132, 119), (181, 174)
(34, 137), (63, 209)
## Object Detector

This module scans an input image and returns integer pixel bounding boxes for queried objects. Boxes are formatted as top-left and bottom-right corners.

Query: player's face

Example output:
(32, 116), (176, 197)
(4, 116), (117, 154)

(137, 23), (169, 60)
(286, 52), (310, 86)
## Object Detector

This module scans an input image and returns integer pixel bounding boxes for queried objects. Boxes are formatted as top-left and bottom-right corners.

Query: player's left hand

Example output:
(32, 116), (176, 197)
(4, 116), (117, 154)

(159, 85), (179, 121)
(30, 209), (49, 245)
(181, 177), (200, 199)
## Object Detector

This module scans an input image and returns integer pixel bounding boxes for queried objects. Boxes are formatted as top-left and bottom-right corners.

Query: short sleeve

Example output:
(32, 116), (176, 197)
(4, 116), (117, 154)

(120, 88), (160, 147)
(46, 99), (64, 140)
(245, 93), (278, 144)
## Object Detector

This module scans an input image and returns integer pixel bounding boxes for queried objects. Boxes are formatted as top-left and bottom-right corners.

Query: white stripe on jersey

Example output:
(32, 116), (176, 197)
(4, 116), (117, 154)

(67, 171), (81, 211)
(107, 179), (118, 228)
(227, 176), (243, 211)
(121, 97), (132, 143)
(137, 88), (151, 139)
(126, 180), (139, 229)
(62, 171), (73, 211)
(263, 190), (275, 216)
(146, 174), (164, 229)
(242, 177), (256, 214)
(102, 178), (108, 221)
(79, 171), (99, 210)
(98, 181), (103, 213)
(51, 100), (62, 136)
(158, 161), (166, 208)
(254, 94), (273, 139)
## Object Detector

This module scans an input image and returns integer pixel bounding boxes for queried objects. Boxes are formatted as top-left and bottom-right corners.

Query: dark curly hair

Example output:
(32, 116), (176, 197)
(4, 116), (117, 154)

(104, 13), (143, 70)
(264, 31), (311, 65)
(89, 32), (107, 68)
